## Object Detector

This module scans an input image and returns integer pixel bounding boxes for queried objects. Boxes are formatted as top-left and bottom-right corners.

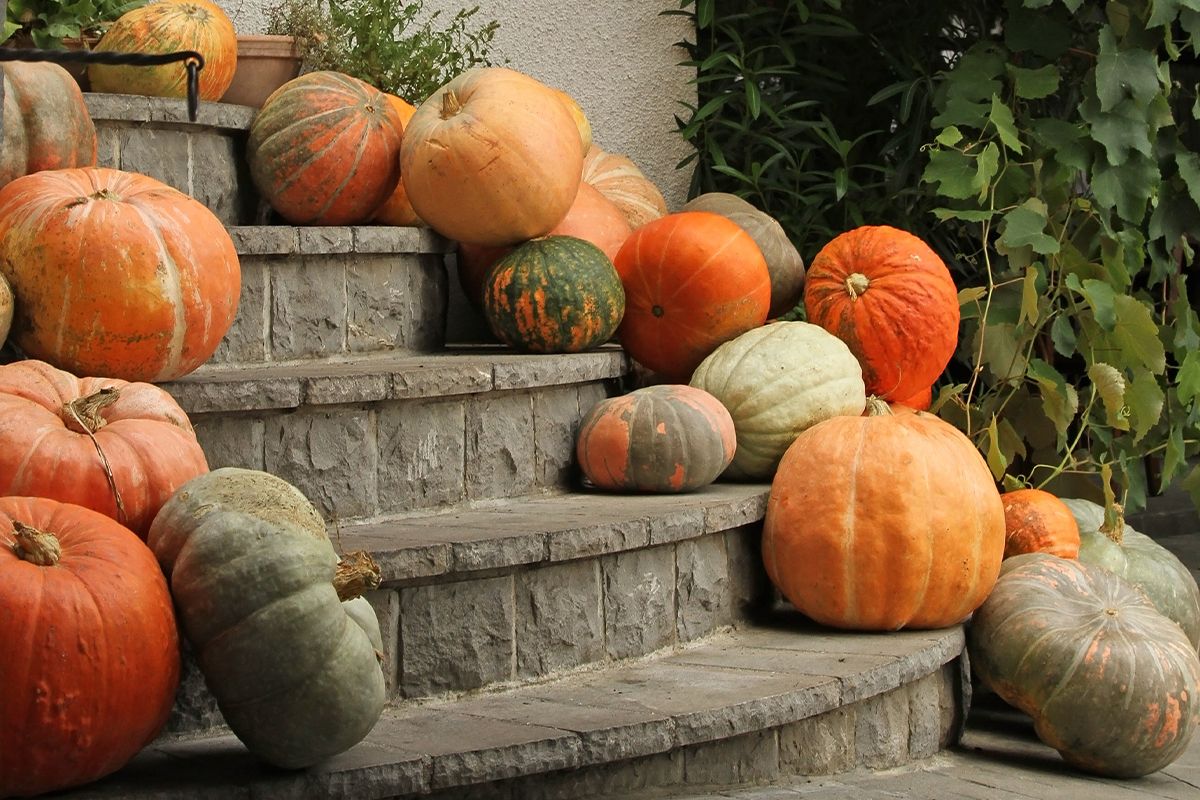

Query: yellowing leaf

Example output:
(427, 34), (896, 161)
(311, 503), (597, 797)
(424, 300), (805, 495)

(1096, 295), (1167, 374)
(1126, 368), (1165, 443)
(986, 415), (1008, 480)
(1019, 266), (1040, 326)
(958, 286), (988, 306)
(1088, 362), (1129, 430)
(1027, 358), (1078, 443)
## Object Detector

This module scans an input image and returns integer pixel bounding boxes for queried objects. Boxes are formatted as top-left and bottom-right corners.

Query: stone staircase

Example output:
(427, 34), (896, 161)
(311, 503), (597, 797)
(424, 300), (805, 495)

(51, 97), (970, 799)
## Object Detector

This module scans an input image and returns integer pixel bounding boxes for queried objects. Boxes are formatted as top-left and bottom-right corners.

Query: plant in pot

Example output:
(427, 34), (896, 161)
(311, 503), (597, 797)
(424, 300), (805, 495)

(2, 0), (146, 88)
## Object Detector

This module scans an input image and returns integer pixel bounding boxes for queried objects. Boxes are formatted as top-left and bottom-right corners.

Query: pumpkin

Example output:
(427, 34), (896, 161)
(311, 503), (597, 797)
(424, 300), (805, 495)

(614, 211), (771, 382)
(763, 398), (1005, 630)
(0, 167), (240, 383)
(804, 225), (959, 401)
(576, 384), (736, 493)
(893, 384), (932, 411)
(680, 192), (805, 318)
(968, 553), (1200, 777)
(148, 468), (387, 769)
(89, 0), (237, 100)
(371, 94), (423, 227)
(0, 497), (180, 796)
(401, 67), (583, 246)
(1000, 488), (1080, 559)
(0, 272), (11, 345)
(690, 322), (867, 480)
(582, 143), (668, 230)
(553, 87), (592, 151)
(1062, 498), (1200, 650)
(483, 235), (624, 353)
(0, 61), (97, 191)
(248, 71), (403, 226)
(0, 359), (209, 538)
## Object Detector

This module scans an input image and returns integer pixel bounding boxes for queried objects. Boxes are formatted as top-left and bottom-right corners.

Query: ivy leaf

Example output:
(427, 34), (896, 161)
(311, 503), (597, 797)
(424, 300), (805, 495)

(1051, 314), (1077, 356)
(1099, 295), (1167, 374)
(1088, 362), (1130, 430)
(989, 95), (1024, 153)
(1077, 278), (1118, 330)
(1090, 151), (1161, 223)
(1000, 201), (1060, 254)
(986, 415), (1008, 480)
(1126, 368), (1165, 443)
(1178, 350), (1200, 405)
(1009, 64), (1061, 99)
(1027, 358), (1079, 442)
(1019, 266), (1040, 326)
(1095, 26), (1161, 112)
(923, 148), (978, 199)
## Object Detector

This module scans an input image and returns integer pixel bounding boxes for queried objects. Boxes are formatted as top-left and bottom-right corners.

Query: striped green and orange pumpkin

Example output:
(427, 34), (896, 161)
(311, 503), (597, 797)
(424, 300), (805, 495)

(247, 72), (403, 226)
(576, 385), (736, 493)
(482, 235), (624, 353)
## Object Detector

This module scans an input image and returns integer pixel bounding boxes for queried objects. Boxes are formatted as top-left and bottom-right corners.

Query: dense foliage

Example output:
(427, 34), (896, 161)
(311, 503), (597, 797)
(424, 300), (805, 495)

(3, 0), (145, 48)
(674, 0), (1200, 514)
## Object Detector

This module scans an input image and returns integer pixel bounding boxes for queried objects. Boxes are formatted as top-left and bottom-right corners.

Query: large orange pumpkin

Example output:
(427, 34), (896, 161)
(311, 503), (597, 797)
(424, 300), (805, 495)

(553, 87), (592, 151)
(0, 359), (209, 538)
(89, 0), (237, 100)
(0, 62), (97, 191)
(1001, 488), (1080, 559)
(371, 94), (422, 227)
(613, 211), (771, 381)
(248, 71), (403, 226)
(0, 167), (240, 383)
(401, 67), (583, 246)
(0, 496), (180, 796)
(582, 144), (668, 230)
(804, 225), (959, 401)
(763, 399), (1005, 630)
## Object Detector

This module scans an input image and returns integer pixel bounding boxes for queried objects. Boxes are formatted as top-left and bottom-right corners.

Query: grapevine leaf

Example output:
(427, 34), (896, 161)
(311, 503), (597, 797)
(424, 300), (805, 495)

(978, 321), (1027, 383)
(1088, 362), (1129, 429)
(989, 95), (1025, 153)
(1126, 368), (1165, 443)
(1006, 6), (1073, 57)
(975, 141), (1001, 198)
(1091, 151), (1160, 223)
(1183, 9), (1200, 45)
(1077, 278), (1118, 330)
(999, 417), (1028, 462)
(1178, 350), (1200, 405)
(1173, 284), (1200, 351)
(1009, 64), (1061, 99)
(1183, 464), (1200, 513)
(958, 286), (988, 306)
(1029, 118), (1086, 149)
(1177, 149), (1200, 205)
(934, 208), (998, 222)
(1095, 26), (1161, 111)
(1148, 0), (1200, 29)
(923, 148), (977, 199)
(945, 50), (1006, 102)
(932, 97), (991, 130)
(1051, 314), (1078, 356)
(1000, 201), (1060, 254)
(1027, 358), (1078, 442)
(936, 126), (964, 146)
(1100, 295), (1167, 374)
(1164, 423), (1188, 489)
(1020, 266), (1040, 326)
(986, 415), (1007, 480)
(1083, 96), (1156, 166)
(929, 383), (968, 415)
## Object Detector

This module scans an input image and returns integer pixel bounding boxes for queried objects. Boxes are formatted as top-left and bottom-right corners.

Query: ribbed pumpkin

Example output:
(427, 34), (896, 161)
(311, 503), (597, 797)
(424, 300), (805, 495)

(582, 144), (668, 230)
(576, 385), (736, 493)
(0, 272), (11, 344)
(1, 497), (180, 796)
(553, 88), (592, 151)
(804, 225), (959, 401)
(0, 359), (209, 538)
(1063, 498), (1200, 650)
(614, 211), (771, 382)
(89, 0), (237, 100)
(482, 235), (624, 353)
(248, 71), (403, 226)
(0, 167), (240, 382)
(401, 67), (583, 246)
(371, 94), (422, 227)
(0, 62), (97, 191)
(763, 398), (1005, 630)
(969, 553), (1200, 777)
(148, 468), (386, 769)
(681, 192), (805, 318)
(1001, 488), (1080, 559)
(690, 322), (866, 480)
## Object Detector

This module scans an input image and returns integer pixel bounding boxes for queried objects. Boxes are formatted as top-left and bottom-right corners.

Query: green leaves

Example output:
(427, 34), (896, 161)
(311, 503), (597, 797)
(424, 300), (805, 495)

(1095, 26), (1161, 111)
(1001, 201), (1059, 254)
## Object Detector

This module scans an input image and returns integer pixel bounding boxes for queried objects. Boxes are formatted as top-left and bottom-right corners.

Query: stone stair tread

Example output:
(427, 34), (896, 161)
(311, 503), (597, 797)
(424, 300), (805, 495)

(336, 483), (771, 582)
(63, 617), (966, 800)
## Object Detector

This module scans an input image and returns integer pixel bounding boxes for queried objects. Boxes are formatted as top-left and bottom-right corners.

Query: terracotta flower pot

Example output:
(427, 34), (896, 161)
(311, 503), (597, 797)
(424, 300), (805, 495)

(220, 34), (300, 108)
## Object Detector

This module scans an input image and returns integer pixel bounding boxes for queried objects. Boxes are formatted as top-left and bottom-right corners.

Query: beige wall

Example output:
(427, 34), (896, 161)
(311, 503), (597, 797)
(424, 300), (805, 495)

(216, 0), (697, 211)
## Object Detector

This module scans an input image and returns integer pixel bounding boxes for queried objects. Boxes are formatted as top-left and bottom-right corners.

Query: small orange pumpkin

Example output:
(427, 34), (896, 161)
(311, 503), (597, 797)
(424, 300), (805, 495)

(1001, 488), (1081, 559)
(371, 94), (422, 227)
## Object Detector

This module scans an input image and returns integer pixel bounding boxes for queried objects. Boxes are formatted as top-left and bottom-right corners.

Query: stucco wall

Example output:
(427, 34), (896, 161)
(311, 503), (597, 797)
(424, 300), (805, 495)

(215, 0), (697, 211)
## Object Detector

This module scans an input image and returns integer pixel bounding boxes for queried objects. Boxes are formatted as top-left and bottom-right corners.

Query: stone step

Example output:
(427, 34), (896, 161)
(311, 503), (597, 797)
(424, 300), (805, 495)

(61, 617), (969, 800)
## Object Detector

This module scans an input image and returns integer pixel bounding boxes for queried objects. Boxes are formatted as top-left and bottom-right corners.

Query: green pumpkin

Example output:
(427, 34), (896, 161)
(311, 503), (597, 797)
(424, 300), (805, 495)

(148, 468), (386, 769)
(482, 235), (625, 353)
(1061, 498), (1200, 651)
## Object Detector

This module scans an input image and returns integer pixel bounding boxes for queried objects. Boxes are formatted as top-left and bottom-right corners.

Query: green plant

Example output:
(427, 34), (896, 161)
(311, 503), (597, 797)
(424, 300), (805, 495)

(266, 0), (500, 102)
(3, 0), (146, 48)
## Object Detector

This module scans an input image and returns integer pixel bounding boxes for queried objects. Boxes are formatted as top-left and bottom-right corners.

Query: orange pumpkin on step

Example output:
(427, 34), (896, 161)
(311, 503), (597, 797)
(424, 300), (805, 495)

(371, 94), (422, 227)
(1001, 488), (1081, 559)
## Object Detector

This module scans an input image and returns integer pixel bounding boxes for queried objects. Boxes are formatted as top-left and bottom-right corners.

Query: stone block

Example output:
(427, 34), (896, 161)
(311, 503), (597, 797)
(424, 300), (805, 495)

(270, 256), (347, 359)
(364, 588), (401, 698)
(509, 750), (683, 800)
(228, 226), (299, 255)
(576, 379), (614, 417)
(546, 518), (648, 563)
(210, 261), (267, 364)
(854, 685), (910, 769)
(515, 560), (604, 679)
(264, 409), (377, 521)
(602, 546), (676, 660)
(346, 256), (434, 355)
(163, 377), (301, 414)
(682, 729), (779, 787)
(407, 255), (450, 352)
(465, 391), (535, 501)
(493, 351), (627, 390)
(419, 228), (457, 254)
(399, 576), (515, 696)
(161, 637), (224, 736)
(725, 524), (774, 619)
(907, 669), (943, 760)
(533, 385), (580, 489)
(299, 227), (354, 253)
(352, 225), (424, 254)
(190, 132), (241, 224)
(305, 373), (390, 405)
(676, 535), (731, 642)
(940, 655), (969, 748)
(95, 125), (120, 169)
(377, 397), (466, 512)
(649, 508), (706, 545)
(86, 93), (154, 121)
(779, 705), (856, 775)
(705, 488), (770, 533)
(390, 361), (493, 399)
(191, 415), (265, 471)
(119, 127), (189, 194)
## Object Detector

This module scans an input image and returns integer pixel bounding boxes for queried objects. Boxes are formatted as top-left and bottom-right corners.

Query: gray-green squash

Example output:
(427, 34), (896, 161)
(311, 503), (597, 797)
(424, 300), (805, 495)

(147, 468), (386, 769)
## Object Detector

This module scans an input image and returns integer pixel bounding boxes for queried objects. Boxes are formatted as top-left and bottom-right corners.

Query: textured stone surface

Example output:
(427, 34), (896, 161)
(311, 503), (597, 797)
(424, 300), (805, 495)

(676, 534), (731, 641)
(466, 391), (535, 501)
(854, 685), (910, 769)
(190, 415), (265, 471)
(377, 397), (467, 512)
(120, 127), (189, 193)
(683, 729), (779, 787)
(515, 560), (604, 679)
(160, 638), (223, 736)
(210, 261), (267, 364)
(493, 350), (628, 390)
(95, 125), (120, 170)
(532, 385), (580, 489)
(908, 668), (945, 760)
(227, 227), (299, 255)
(264, 409), (377, 520)
(300, 227), (354, 254)
(190, 131), (242, 224)
(778, 705), (856, 775)
(86, 94), (257, 129)
(602, 546), (676, 660)
(270, 256), (347, 360)
(365, 589), (401, 698)
(352, 226), (424, 253)
(166, 377), (301, 414)
(346, 257), (447, 355)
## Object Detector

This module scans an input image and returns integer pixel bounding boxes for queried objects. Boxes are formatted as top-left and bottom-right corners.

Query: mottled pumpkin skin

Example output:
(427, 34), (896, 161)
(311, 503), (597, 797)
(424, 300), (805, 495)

(483, 235), (624, 353)
(576, 385), (736, 493)
(0, 497), (180, 796)
(553, 88), (592, 152)
(370, 94), (422, 227)
(690, 322), (866, 481)
(1001, 488), (1080, 559)
(763, 404), (1005, 630)
(89, 0), (237, 100)
(0, 167), (240, 382)
(969, 553), (1200, 777)
(148, 468), (386, 769)
(582, 144), (668, 230)
(893, 384), (932, 411)
(804, 225), (959, 401)
(0, 272), (11, 344)
(1063, 498), (1200, 651)
(614, 211), (771, 382)
(0, 62), (97, 191)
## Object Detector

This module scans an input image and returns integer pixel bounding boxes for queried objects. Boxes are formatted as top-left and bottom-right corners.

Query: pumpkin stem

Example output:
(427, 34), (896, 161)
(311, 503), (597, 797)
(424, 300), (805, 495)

(441, 90), (464, 119)
(845, 272), (871, 299)
(334, 550), (381, 601)
(11, 521), (61, 567)
(60, 387), (120, 434)
(865, 396), (894, 417)
(1100, 502), (1125, 546)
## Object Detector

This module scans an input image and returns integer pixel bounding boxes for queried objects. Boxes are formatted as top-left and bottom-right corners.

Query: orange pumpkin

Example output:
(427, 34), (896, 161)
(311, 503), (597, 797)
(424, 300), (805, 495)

(553, 87), (592, 151)
(894, 385), (933, 411)
(613, 211), (771, 381)
(0, 496), (180, 796)
(248, 71), (403, 226)
(0, 62), (97, 191)
(804, 225), (959, 401)
(1001, 488), (1081, 559)
(89, 0), (237, 100)
(401, 67), (583, 246)
(763, 398), (1005, 630)
(582, 144), (668, 230)
(371, 94), (422, 227)
(0, 167), (240, 383)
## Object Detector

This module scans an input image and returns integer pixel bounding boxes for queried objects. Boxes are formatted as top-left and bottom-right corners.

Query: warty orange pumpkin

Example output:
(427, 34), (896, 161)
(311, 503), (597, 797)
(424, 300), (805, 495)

(1001, 488), (1080, 559)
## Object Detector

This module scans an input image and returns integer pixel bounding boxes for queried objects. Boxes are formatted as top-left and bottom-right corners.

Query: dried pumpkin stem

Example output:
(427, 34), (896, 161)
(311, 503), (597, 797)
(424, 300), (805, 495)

(441, 90), (464, 119)
(334, 549), (382, 601)
(11, 521), (61, 566)
(61, 388), (127, 526)
(845, 272), (871, 299)
(865, 396), (894, 417)
(1100, 502), (1125, 546)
